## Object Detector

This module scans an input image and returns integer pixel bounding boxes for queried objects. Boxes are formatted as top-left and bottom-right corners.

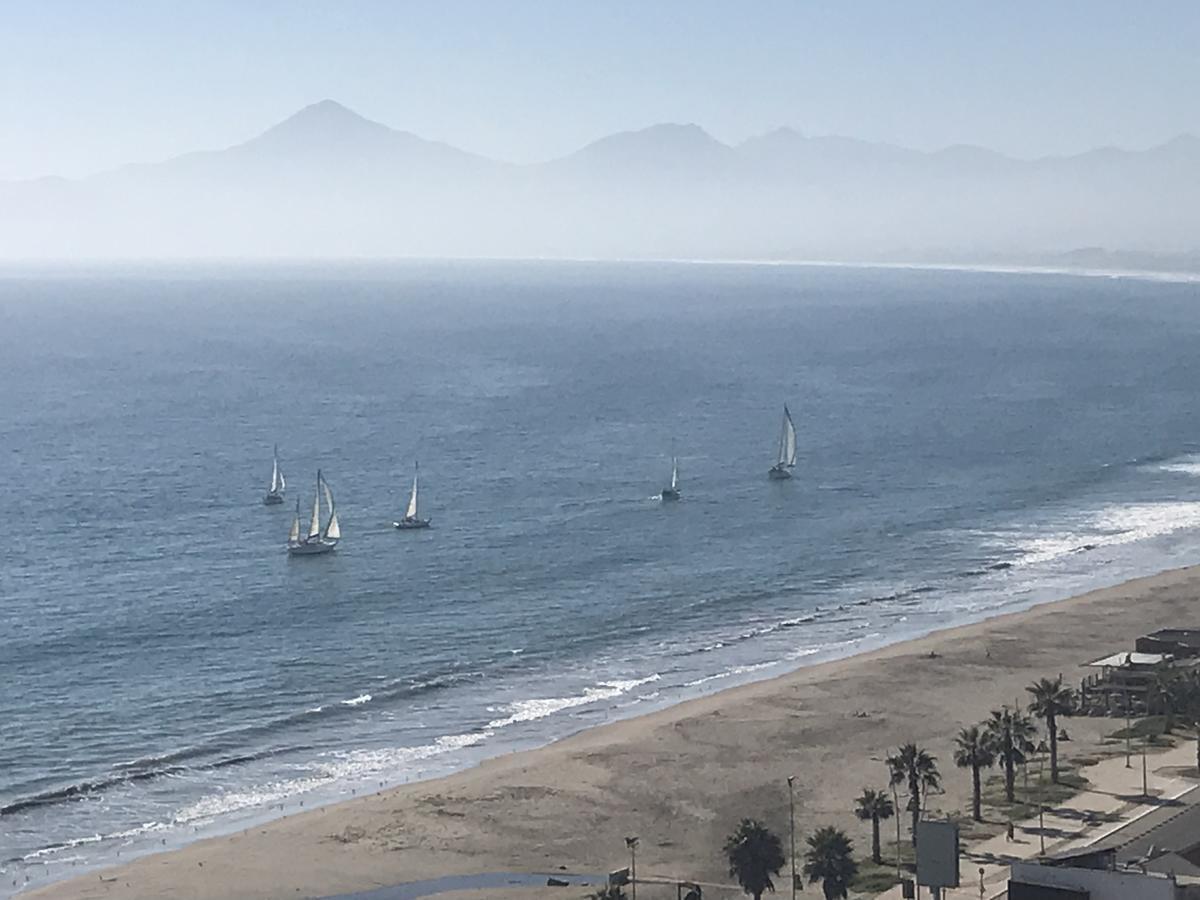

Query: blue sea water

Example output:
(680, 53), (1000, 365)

(3, 261), (1200, 894)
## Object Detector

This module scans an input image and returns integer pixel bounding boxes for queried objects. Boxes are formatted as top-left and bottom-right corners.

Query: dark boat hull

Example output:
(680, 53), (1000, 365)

(393, 518), (432, 530)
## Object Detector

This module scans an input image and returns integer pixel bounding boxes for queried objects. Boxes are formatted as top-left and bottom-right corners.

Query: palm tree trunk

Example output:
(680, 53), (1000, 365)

(1048, 711), (1059, 784)
(1005, 754), (1015, 802)
(909, 773), (920, 845)
(872, 816), (881, 864)
(972, 763), (982, 822)
(1195, 732), (1199, 776)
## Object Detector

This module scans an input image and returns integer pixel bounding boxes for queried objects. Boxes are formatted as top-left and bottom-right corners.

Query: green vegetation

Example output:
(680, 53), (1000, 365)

(886, 743), (941, 845)
(853, 787), (894, 864)
(984, 706), (1037, 803)
(802, 826), (858, 900)
(1027, 676), (1078, 783)
(849, 859), (901, 895)
(954, 725), (996, 822)
(724, 818), (786, 900)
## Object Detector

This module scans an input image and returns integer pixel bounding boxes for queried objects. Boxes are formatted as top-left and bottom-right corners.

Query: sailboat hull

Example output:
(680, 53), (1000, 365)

(393, 518), (431, 530)
(768, 465), (792, 480)
(287, 539), (338, 555)
(263, 492), (285, 505)
(660, 488), (681, 501)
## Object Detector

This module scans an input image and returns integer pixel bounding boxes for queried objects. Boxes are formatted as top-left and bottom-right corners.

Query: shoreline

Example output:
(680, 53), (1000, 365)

(1, 256), (1198, 285)
(24, 561), (1200, 899)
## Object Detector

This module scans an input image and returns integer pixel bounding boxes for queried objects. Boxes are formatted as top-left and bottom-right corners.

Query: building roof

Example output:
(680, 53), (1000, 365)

(1085, 652), (1172, 668)
(1144, 629), (1200, 647)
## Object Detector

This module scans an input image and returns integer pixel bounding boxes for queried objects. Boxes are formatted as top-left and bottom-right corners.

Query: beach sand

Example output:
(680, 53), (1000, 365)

(26, 565), (1200, 900)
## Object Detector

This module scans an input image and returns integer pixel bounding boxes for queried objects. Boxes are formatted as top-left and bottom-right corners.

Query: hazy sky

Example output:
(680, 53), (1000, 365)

(1, 0), (1197, 180)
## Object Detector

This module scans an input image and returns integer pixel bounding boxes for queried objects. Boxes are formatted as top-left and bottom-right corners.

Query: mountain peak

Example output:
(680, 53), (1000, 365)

(560, 122), (733, 173)
(250, 100), (393, 150)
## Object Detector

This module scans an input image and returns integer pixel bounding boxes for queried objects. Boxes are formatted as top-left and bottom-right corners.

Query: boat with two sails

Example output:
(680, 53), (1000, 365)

(288, 470), (341, 554)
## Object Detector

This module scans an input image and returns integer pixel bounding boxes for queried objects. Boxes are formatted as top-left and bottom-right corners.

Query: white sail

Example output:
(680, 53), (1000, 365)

(778, 405), (797, 468)
(279, 471), (286, 493)
(288, 502), (301, 543)
(270, 455), (281, 493)
(670, 457), (678, 491)
(308, 471), (322, 538)
(321, 476), (337, 538)
(406, 465), (419, 520)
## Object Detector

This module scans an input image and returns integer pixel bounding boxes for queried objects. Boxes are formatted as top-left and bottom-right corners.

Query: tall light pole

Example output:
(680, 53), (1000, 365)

(787, 776), (797, 900)
(1036, 741), (1049, 856)
(625, 836), (638, 900)
(892, 781), (902, 885)
(1125, 686), (1133, 767)
(1142, 734), (1149, 799)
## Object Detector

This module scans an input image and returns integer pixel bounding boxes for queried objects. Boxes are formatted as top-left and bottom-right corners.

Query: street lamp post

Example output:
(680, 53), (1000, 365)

(892, 781), (902, 885)
(625, 836), (639, 900)
(1036, 741), (1049, 856)
(1142, 735), (1149, 799)
(787, 776), (797, 900)
(1125, 687), (1133, 767)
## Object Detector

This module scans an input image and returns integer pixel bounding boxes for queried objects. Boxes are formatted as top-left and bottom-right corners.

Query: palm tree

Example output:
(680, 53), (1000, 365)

(1027, 676), (1077, 783)
(724, 818), (786, 900)
(1169, 670), (1200, 774)
(887, 743), (941, 845)
(953, 725), (996, 822)
(984, 706), (1036, 803)
(1155, 669), (1186, 734)
(853, 788), (894, 864)
(803, 826), (858, 900)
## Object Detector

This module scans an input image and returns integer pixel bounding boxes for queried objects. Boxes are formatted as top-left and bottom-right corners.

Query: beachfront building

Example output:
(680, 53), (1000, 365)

(1009, 850), (1200, 899)
(1080, 652), (1173, 717)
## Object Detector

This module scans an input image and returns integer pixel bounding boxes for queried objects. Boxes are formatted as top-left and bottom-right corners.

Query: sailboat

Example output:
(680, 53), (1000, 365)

(393, 462), (431, 529)
(263, 445), (286, 505)
(768, 405), (797, 479)
(660, 456), (681, 501)
(287, 470), (341, 554)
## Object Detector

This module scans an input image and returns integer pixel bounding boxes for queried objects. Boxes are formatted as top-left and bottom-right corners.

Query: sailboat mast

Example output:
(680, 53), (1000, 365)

(406, 461), (419, 519)
(308, 470), (322, 538)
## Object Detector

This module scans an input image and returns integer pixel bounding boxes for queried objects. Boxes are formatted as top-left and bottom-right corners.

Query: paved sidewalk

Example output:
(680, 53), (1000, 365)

(872, 740), (1200, 899)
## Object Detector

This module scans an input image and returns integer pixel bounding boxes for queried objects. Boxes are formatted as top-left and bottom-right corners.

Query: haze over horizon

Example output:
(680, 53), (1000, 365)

(2, 1), (1197, 262)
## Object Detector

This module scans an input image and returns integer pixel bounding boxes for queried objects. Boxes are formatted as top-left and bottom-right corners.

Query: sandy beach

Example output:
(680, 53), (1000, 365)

(26, 565), (1200, 900)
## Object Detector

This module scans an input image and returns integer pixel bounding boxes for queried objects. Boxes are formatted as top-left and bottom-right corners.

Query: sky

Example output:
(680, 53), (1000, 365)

(1, 0), (1197, 180)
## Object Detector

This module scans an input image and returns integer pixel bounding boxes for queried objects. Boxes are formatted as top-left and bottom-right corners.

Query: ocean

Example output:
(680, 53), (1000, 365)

(3, 260), (1200, 895)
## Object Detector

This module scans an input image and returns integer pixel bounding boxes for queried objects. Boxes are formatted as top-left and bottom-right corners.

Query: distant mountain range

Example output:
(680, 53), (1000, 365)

(2, 99), (1198, 263)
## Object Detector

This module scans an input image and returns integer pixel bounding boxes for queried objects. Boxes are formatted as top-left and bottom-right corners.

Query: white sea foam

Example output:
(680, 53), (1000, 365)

(340, 693), (372, 707)
(22, 822), (169, 861)
(486, 675), (660, 729)
(1155, 454), (1200, 476)
(682, 661), (777, 688)
(991, 500), (1200, 568)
